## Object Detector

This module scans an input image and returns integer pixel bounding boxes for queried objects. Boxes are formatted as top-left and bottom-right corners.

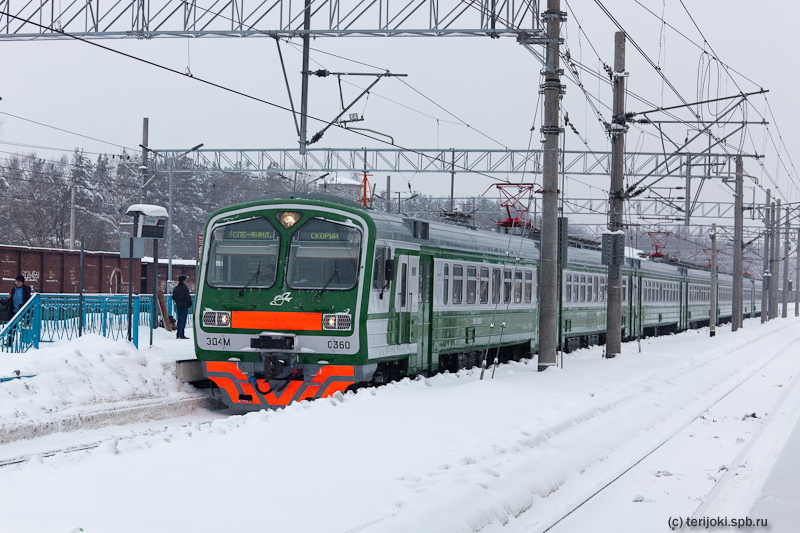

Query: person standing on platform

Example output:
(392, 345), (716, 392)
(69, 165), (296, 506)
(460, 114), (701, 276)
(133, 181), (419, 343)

(9, 275), (31, 315)
(172, 275), (192, 339)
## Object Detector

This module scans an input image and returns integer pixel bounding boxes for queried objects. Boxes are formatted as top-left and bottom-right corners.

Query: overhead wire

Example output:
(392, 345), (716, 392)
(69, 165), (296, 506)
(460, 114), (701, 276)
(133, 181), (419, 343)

(634, 0), (800, 198)
(0, 10), (522, 189)
(0, 111), (133, 151)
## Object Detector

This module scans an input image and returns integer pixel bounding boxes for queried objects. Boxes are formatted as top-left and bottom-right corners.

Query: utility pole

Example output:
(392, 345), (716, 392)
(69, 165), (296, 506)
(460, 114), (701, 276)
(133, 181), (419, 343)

(770, 200), (781, 319)
(69, 185), (76, 251)
(732, 156), (743, 331)
(141, 118), (149, 202)
(782, 205), (790, 318)
(537, 0), (565, 371)
(761, 189), (771, 322)
(710, 223), (717, 337)
(385, 175), (392, 213)
(605, 31), (626, 358)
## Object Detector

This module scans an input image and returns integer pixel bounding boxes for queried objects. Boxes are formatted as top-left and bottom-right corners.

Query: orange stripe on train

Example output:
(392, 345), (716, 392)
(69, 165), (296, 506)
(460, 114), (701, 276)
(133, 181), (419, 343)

(204, 361), (356, 407)
(231, 311), (323, 331)
(206, 361), (248, 380)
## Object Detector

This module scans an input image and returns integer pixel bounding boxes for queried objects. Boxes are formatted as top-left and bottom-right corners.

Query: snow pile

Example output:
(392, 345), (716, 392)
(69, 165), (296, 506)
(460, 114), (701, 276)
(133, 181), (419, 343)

(0, 333), (203, 442)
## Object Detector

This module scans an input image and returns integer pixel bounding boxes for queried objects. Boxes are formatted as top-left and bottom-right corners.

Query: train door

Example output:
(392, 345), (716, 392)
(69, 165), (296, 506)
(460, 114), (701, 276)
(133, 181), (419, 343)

(395, 254), (418, 345)
(681, 279), (688, 329)
(416, 254), (434, 372)
(632, 275), (641, 338)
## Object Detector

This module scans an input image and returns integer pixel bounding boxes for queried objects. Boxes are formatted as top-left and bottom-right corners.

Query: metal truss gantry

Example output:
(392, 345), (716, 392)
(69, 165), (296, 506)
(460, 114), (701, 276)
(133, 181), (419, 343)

(150, 147), (760, 224)
(0, 0), (543, 39)
(160, 147), (754, 179)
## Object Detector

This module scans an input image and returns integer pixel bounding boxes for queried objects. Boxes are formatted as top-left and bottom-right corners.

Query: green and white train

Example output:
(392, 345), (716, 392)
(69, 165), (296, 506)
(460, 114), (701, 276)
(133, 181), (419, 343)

(193, 193), (761, 410)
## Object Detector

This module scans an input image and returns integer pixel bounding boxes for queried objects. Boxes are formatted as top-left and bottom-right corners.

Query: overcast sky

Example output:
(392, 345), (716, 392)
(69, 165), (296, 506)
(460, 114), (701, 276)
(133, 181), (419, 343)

(0, 0), (797, 213)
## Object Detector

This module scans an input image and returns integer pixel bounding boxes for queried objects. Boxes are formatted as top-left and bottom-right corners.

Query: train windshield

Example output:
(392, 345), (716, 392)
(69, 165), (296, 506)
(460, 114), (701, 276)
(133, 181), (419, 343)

(286, 218), (362, 291)
(207, 217), (279, 289)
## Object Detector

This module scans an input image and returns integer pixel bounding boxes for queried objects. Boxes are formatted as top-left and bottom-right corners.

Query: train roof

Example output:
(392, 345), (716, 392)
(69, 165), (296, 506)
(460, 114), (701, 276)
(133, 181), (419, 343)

(210, 194), (758, 282)
(369, 211), (540, 259)
(218, 192), (541, 260)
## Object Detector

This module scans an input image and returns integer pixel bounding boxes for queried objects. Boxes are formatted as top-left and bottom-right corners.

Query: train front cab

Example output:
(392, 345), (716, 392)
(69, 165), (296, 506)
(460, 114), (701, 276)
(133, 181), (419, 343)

(195, 200), (375, 410)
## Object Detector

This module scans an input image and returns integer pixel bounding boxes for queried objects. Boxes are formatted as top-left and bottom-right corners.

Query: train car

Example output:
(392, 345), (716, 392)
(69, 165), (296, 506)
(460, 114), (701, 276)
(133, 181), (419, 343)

(560, 248), (616, 351)
(0, 244), (197, 295)
(193, 193), (764, 410)
(635, 260), (684, 337)
(194, 193), (540, 410)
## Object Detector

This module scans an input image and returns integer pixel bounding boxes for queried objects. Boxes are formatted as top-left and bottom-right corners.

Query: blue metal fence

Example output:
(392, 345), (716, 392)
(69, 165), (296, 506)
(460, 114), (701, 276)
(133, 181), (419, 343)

(0, 294), (193, 353)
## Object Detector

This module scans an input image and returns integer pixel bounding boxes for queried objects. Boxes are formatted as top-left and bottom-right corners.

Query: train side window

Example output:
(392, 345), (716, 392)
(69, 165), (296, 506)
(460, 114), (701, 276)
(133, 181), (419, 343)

(622, 277), (628, 301)
(492, 268), (501, 304)
(572, 274), (579, 302)
(593, 276), (599, 302)
(400, 263), (408, 307)
(524, 270), (533, 303)
(453, 264), (464, 304)
(372, 246), (390, 290)
(443, 264), (449, 305)
(467, 266), (477, 304)
(579, 275), (586, 303)
(479, 267), (490, 304)
(513, 270), (523, 303)
(503, 269), (512, 304)
(565, 272), (572, 303)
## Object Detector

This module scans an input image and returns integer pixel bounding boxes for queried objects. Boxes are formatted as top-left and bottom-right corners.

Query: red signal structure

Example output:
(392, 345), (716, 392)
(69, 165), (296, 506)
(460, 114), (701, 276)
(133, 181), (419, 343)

(743, 260), (753, 278)
(487, 183), (538, 229)
(701, 248), (720, 269)
(647, 231), (671, 259)
(357, 172), (373, 207)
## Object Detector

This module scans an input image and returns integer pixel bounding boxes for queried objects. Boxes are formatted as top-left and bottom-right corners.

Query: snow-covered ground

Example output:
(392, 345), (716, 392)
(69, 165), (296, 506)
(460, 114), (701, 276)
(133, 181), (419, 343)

(1, 317), (799, 533)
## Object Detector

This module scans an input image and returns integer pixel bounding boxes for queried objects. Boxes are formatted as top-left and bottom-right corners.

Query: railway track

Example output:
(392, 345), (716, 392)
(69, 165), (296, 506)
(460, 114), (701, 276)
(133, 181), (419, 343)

(0, 396), (229, 469)
(538, 327), (800, 533)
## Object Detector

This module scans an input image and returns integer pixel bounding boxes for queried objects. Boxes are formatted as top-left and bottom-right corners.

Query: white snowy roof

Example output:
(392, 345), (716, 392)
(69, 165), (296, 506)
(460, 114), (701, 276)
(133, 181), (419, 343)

(126, 204), (169, 217)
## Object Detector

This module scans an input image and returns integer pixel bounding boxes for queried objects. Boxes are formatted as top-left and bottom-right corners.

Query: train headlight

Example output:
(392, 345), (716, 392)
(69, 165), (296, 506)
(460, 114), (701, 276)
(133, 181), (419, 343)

(203, 310), (231, 328)
(277, 211), (301, 229)
(322, 313), (352, 331)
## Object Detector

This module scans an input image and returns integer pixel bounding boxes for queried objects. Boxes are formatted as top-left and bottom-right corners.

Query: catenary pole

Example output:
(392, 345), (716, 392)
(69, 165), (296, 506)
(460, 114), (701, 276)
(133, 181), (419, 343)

(605, 31), (626, 358)
(795, 226), (799, 316)
(782, 205), (790, 318)
(770, 200), (780, 319)
(710, 223), (717, 337)
(537, 0), (564, 371)
(761, 189), (771, 322)
(299, 0), (311, 155)
(732, 156), (743, 331)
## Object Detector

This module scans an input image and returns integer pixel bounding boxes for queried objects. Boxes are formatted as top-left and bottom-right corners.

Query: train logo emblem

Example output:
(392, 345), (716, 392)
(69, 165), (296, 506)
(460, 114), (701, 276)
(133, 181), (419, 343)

(270, 292), (293, 306)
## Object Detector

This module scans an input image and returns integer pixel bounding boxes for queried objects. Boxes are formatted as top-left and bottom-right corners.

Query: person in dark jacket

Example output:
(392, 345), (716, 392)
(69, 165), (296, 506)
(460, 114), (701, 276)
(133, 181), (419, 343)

(172, 275), (193, 339)
(9, 275), (32, 314)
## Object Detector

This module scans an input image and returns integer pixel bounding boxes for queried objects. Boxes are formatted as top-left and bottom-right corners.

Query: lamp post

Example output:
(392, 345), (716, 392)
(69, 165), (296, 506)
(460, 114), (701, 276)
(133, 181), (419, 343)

(140, 143), (203, 290)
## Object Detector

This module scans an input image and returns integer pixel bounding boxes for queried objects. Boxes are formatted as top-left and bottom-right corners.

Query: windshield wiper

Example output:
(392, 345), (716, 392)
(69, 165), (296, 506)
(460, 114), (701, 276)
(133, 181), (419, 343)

(238, 261), (262, 296)
(315, 262), (340, 298)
